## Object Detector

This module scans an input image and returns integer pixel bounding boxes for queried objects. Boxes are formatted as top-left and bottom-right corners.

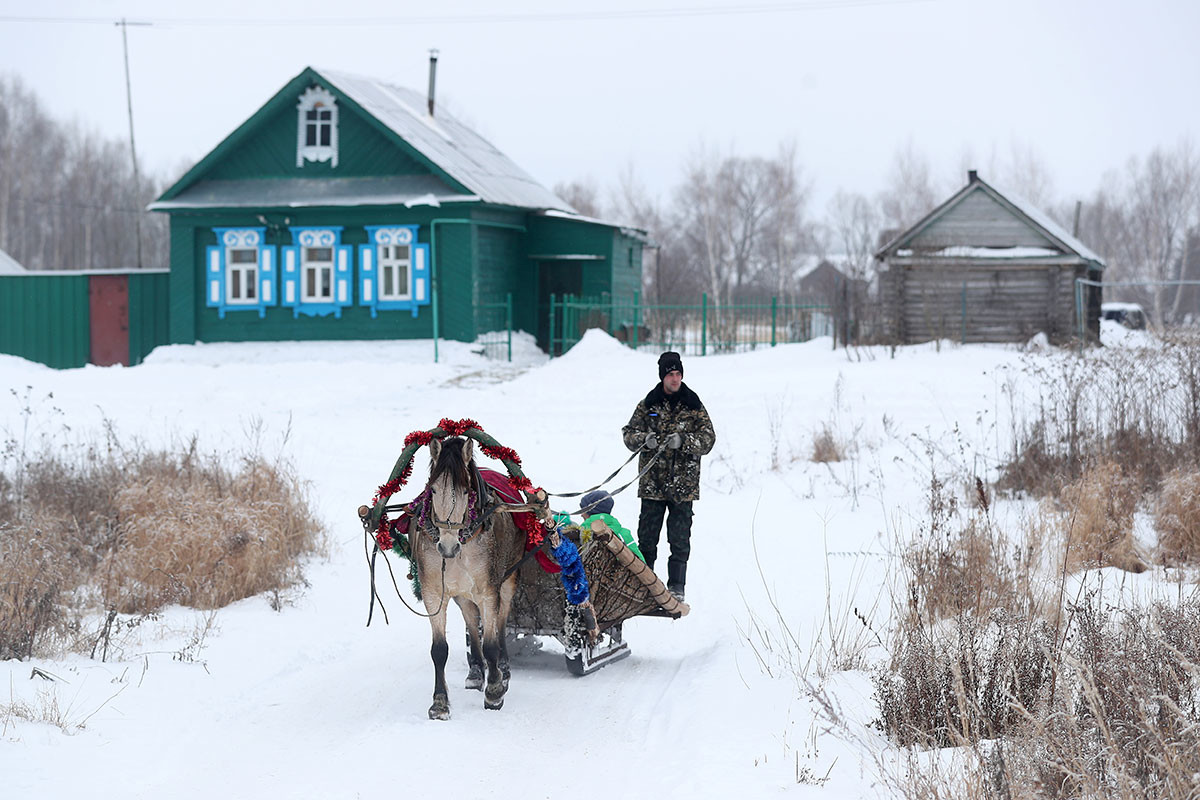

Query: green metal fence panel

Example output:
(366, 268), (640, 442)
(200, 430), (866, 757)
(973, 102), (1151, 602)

(128, 271), (171, 365)
(475, 293), (514, 361)
(549, 295), (834, 356)
(0, 274), (90, 368)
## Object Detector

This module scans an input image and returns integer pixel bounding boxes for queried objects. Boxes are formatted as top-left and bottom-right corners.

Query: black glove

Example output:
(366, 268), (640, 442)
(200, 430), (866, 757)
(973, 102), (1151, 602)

(643, 433), (659, 450)
(666, 432), (683, 450)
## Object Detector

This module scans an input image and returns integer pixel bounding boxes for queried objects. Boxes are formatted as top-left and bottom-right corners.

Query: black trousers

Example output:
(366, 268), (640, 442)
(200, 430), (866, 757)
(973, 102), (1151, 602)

(636, 498), (693, 588)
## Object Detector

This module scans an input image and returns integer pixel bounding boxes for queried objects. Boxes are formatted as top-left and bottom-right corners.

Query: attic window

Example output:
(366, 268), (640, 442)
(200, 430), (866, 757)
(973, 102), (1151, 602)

(296, 86), (338, 168)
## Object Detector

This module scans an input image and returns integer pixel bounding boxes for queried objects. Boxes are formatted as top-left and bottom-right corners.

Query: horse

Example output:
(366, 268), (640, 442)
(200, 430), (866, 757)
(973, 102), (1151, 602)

(411, 435), (528, 719)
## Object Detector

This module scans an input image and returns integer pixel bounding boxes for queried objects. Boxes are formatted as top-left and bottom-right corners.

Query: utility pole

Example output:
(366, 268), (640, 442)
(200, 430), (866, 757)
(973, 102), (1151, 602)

(116, 18), (150, 268)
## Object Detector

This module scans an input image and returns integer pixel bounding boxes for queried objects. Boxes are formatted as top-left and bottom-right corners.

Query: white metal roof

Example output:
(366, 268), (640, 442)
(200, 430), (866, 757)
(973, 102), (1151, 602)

(317, 68), (572, 212)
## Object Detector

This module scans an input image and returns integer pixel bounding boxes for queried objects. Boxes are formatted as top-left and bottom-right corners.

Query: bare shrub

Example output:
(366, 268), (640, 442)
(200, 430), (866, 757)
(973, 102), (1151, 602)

(1155, 468), (1200, 565)
(875, 608), (1055, 749)
(0, 436), (325, 660)
(1054, 460), (1146, 574)
(880, 596), (1200, 799)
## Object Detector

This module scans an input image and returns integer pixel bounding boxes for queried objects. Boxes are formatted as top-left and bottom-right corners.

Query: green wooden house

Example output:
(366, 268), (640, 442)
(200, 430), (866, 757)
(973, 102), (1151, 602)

(150, 66), (645, 350)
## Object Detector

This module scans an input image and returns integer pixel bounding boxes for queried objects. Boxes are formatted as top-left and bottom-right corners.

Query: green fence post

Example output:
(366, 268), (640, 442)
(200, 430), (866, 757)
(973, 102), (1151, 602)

(549, 294), (557, 358)
(633, 290), (641, 350)
(505, 292), (513, 362)
(701, 293), (708, 356)
(771, 296), (778, 347)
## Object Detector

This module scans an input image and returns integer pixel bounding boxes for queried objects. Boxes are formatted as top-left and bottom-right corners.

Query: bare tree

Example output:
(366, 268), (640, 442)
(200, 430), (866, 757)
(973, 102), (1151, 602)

(1115, 140), (1200, 325)
(0, 73), (169, 270)
(827, 189), (879, 283)
(876, 139), (938, 234)
(553, 177), (603, 218)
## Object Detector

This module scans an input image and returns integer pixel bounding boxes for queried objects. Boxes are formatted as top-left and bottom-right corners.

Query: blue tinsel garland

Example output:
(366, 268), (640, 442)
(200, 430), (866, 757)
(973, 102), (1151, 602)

(551, 536), (590, 605)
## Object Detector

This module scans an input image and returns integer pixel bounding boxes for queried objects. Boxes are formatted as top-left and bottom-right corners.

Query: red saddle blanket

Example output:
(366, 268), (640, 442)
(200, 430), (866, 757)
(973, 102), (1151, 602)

(479, 469), (560, 574)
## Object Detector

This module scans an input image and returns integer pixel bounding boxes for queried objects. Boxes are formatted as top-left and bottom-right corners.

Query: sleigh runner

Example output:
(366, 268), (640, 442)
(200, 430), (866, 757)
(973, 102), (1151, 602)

(509, 517), (689, 675)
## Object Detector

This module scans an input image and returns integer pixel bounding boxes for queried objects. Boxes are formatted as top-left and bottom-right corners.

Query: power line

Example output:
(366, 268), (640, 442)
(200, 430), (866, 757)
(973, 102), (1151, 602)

(0, 1), (933, 28)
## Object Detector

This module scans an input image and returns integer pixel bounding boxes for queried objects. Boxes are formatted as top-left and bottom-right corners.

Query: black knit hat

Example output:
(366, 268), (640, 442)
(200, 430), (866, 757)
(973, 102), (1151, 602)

(581, 490), (614, 517)
(658, 351), (683, 380)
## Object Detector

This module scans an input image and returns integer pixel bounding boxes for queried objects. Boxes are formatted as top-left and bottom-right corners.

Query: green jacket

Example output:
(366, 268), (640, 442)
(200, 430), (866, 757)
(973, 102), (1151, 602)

(621, 381), (716, 502)
(582, 512), (645, 562)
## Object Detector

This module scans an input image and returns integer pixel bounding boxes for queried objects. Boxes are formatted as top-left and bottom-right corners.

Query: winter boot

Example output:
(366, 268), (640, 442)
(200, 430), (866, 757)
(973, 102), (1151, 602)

(667, 560), (687, 603)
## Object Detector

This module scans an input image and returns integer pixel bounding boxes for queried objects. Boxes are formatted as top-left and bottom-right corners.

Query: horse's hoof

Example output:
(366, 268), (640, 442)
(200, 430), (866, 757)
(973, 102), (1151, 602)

(484, 685), (506, 710)
(429, 697), (451, 720)
(465, 666), (484, 691)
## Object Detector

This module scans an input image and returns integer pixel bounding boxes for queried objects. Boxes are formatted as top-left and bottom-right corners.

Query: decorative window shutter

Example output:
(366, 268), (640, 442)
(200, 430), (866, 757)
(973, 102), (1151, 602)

(205, 246), (226, 319)
(336, 244), (353, 317)
(258, 246), (278, 317)
(412, 243), (431, 317)
(358, 244), (377, 318)
(282, 245), (300, 310)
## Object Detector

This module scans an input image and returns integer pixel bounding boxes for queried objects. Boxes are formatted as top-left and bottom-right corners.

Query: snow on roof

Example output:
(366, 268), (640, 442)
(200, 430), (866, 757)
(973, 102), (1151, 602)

(317, 68), (572, 212)
(987, 180), (1104, 264)
(897, 246), (1062, 258)
(0, 247), (27, 274)
(151, 175), (477, 211)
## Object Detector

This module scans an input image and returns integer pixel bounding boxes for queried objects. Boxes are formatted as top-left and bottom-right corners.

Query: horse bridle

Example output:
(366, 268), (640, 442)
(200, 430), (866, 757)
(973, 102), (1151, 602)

(423, 466), (497, 547)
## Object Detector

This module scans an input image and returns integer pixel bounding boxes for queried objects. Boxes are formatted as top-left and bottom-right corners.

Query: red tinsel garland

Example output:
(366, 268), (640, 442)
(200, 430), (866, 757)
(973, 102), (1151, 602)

(369, 419), (545, 554)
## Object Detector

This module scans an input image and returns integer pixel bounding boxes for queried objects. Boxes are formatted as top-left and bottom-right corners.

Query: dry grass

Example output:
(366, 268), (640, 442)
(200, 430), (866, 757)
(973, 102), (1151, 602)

(1155, 468), (1200, 566)
(811, 423), (845, 463)
(0, 436), (325, 660)
(1053, 460), (1146, 574)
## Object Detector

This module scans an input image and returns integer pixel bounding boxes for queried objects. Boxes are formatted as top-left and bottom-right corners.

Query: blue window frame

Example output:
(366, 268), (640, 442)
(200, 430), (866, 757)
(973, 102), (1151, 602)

(204, 227), (277, 319)
(359, 225), (431, 318)
(281, 227), (354, 318)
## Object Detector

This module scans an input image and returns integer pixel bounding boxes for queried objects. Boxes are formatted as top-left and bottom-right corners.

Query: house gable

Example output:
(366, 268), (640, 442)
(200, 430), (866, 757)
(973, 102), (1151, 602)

(903, 187), (1060, 252)
(158, 68), (472, 203)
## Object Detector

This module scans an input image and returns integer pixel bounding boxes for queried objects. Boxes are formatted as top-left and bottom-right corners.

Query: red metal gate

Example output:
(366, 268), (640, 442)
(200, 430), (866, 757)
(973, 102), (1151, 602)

(88, 274), (129, 366)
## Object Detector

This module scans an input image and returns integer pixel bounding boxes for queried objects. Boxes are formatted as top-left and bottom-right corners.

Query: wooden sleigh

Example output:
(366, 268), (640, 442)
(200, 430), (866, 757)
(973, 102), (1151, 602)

(509, 518), (689, 675)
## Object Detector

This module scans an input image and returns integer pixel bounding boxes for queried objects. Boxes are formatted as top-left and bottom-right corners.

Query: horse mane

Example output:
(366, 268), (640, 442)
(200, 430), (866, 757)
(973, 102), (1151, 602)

(429, 437), (473, 489)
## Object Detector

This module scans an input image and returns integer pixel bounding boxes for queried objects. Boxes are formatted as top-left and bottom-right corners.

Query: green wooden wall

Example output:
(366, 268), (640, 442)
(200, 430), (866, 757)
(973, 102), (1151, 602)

(203, 98), (432, 181)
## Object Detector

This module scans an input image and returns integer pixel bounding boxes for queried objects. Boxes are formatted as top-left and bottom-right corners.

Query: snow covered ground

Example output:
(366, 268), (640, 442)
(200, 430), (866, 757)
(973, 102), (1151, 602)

(0, 331), (1094, 797)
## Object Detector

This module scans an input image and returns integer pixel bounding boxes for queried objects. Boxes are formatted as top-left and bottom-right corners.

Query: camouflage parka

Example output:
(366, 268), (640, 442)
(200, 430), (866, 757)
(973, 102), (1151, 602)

(621, 382), (716, 502)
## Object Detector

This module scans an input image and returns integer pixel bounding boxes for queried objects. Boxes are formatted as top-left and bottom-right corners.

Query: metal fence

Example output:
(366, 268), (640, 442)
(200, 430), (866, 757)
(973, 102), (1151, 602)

(475, 293), (514, 361)
(546, 293), (834, 357)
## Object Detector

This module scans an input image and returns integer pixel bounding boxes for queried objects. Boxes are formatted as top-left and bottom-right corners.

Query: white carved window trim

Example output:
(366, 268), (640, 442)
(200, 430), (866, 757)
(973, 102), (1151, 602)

(297, 229), (337, 302)
(373, 227), (415, 301)
(221, 229), (261, 305)
(296, 86), (338, 168)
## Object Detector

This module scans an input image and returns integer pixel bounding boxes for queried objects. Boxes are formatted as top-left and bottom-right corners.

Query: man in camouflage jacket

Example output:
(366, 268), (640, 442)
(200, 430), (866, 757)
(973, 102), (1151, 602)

(621, 351), (716, 601)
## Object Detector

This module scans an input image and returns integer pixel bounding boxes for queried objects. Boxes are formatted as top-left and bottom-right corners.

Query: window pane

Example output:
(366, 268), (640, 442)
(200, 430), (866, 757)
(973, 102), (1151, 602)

(306, 247), (332, 262)
(231, 271), (241, 299)
(230, 248), (256, 264)
(320, 268), (331, 297)
(307, 109), (319, 120)
(319, 110), (331, 121)
(306, 125), (317, 146)
(247, 271), (256, 300)
(393, 245), (410, 261)
(306, 268), (315, 298)
(320, 125), (330, 146)
(397, 266), (408, 287)
(383, 269), (394, 297)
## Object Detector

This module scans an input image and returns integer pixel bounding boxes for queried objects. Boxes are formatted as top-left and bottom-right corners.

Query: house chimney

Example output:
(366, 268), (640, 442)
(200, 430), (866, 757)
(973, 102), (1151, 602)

(427, 49), (439, 117)
(968, 169), (978, 183)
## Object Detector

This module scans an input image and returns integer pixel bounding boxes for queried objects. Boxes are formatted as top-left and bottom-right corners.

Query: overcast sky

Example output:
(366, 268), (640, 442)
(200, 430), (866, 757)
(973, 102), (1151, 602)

(1, 0), (1197, 214)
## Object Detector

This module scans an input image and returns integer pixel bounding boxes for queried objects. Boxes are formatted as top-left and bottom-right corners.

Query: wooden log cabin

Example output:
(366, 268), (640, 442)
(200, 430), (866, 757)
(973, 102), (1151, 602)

(875, 171), (1103, 345)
